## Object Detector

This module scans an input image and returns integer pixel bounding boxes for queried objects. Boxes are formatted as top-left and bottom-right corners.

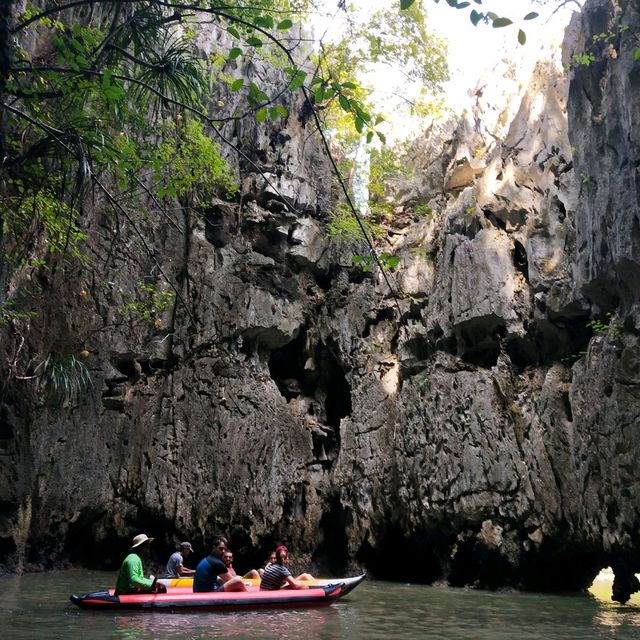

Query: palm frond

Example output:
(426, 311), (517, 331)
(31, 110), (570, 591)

(132, 35), (207, 110)
(34, 353), (93, 407)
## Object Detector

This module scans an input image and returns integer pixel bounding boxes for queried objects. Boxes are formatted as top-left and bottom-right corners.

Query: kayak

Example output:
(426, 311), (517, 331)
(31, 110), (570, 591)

(70, 583), (344, 611)
(159, 573), (366, 596)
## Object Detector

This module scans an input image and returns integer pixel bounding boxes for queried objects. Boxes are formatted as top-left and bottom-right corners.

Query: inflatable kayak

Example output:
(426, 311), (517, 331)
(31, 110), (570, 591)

(159, 573), (366, 596)
(70, 583), (344, 611)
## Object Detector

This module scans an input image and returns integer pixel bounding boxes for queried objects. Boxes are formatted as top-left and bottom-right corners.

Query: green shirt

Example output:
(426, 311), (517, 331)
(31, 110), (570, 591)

(114, 552), (154, 595)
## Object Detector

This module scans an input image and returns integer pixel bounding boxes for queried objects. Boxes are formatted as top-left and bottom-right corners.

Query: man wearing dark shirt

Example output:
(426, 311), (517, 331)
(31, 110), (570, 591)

(193, 536), (247, 592)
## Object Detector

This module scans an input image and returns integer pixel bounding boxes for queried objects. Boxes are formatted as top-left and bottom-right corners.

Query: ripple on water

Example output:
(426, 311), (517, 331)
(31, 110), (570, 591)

(4, 570), (640, 640)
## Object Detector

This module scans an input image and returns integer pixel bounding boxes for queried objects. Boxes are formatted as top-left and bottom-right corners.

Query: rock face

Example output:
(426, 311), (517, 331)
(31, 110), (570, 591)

(1, 0), (640, 597)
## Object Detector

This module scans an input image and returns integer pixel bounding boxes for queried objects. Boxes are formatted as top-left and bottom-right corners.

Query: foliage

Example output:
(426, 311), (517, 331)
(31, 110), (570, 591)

(152, 119), (238, 201)
(368, 144), (411, 217)
(0, 0), (552, 390)
(316, 1), (448, 145)
(326, 204), (384, 242)
(570, 17), (636, 68)
(122, 280), (176, 323)
(1, 178), (88, 268)
(352, 251), (400, 273)
(413, 202), (433, 218)
(587, 313), (623, 339)
(0, 301), (36, 328)
(33, 353), (93, 407)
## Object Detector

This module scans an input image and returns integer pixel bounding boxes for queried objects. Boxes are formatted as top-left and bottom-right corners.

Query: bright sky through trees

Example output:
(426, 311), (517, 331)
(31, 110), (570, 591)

(314, 0), (584, 142)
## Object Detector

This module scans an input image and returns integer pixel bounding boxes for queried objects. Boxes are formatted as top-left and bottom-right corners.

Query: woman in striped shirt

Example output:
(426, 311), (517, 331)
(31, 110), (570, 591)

(259, 545), (312, 590)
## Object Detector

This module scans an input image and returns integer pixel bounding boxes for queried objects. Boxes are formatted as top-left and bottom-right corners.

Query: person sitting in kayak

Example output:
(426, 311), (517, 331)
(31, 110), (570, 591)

(220, 548), (262, 581)
(259, 545), (313, 590)
(115, 533), (166, 595)
(165, 541), (196, 578)
(222, 550), (236, 576)
(193, 536), (247, 593)
(258, 550), (277, 577)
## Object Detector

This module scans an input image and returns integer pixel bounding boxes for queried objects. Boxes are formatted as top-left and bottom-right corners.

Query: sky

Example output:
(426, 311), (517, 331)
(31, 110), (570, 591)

(312, 0), (584, 142)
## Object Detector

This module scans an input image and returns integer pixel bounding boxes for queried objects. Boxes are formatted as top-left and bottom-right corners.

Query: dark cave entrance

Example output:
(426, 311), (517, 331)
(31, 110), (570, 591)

(357, 525), (443, 584)
(267, 331), (311, 400)
(313, 494), (350, 575)
(315, 340), (352, 432)
(268, 334), (352, 460)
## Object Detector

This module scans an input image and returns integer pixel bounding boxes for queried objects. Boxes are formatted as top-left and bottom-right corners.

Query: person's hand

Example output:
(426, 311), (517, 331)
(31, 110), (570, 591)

(152, 582), (167, 594)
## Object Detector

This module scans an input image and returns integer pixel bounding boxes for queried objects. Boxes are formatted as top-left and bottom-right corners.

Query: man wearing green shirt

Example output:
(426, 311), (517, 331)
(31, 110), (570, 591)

(115, 533), (164, 595)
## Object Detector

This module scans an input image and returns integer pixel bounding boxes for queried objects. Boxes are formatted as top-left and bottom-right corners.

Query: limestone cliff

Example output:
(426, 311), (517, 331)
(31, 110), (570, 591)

(1, 0), (639, 598)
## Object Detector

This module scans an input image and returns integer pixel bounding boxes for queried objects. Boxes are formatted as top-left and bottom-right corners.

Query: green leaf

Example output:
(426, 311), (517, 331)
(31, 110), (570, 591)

(289, 70), (307, 91)
(400, 0), (416, 9)
(354, 116), (364, 133)
(256, 107), (267, 122)
(231, 78), (244, 91)
(457, 2), (470, 8)
(470, 9), (482, 25)
(228, 47), (243, 60)
(341, 81), (357, 90)
(385, 256), (400, 269)
(246, 36), (263, 47)
(276, 105), (288, 117)
(227, 26), (240, 39)
(446, 0), (458, 7)
(366, 131), (374, 143)
(492, 17), (513, 28)
(314, 85), (325, 103)
(254, 15), (274, 29)
(103, 84), (124, 100)
(269, 106), (279, 121)
(523, 12), (539, 21)
(634, 47), (640, 61)
(518, 29), (526, 45)
(277, 19), (293, 30)
(338, 93), (351, 112)
(377, 131), (386, 144)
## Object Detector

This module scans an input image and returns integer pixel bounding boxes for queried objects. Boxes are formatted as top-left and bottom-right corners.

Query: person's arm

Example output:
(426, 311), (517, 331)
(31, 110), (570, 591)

(285, 574), (309, 590)
(218, 571), (233, 584)
(127, 555), (155, 589)
(179, 565), (195, 575)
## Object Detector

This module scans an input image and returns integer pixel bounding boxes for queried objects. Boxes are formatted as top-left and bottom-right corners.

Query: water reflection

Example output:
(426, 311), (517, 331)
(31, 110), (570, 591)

(109, 607), (341, 640)
(5, 570), (640, 640)
(591, 599), (640, 633)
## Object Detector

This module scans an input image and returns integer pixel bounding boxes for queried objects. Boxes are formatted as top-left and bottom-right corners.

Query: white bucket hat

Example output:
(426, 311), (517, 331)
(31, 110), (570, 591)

(130, 533), (154, 549)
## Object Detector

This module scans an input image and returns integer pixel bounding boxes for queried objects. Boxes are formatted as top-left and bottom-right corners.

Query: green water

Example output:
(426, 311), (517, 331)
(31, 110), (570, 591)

(4, 570), (640, 639)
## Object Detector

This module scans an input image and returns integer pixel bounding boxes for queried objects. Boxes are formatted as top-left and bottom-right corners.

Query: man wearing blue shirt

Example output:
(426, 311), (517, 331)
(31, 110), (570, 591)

(193, 536), (247, 592)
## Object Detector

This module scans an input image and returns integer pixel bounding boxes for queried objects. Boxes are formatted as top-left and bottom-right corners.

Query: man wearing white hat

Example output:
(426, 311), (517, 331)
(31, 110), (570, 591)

(115, 533), (165, 595)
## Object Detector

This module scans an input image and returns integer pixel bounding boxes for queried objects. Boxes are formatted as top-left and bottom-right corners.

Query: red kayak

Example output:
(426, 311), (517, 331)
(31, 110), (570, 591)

(70, 583), (344, 611)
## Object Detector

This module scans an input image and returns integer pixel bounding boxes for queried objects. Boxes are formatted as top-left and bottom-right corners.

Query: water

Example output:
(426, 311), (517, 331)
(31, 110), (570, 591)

(4, 570), (640, 639)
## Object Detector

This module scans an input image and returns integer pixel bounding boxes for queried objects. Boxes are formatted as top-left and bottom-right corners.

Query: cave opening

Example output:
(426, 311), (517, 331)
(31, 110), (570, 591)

(455, 316), (505, 368)
(357, 525), (443, 584)
(448, 538), (513, 589)
(267, 330), (312, 400)
(313, 494), (350, 575)
(512, 240), (529, 282)
(315, 340), (352, 431)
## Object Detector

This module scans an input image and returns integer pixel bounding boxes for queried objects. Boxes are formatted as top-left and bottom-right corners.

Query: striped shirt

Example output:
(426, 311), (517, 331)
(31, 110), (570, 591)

(259, 563), (291, 590)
